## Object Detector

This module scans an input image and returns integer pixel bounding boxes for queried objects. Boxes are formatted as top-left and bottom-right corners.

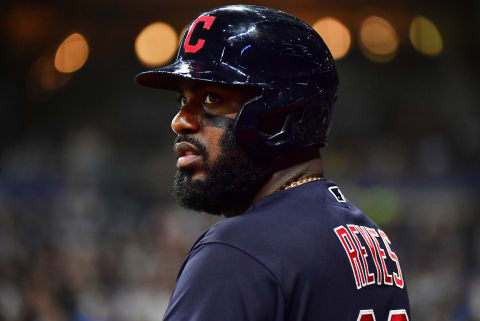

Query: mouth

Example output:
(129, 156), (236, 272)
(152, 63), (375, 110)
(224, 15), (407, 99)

(175, 141), (202, 168)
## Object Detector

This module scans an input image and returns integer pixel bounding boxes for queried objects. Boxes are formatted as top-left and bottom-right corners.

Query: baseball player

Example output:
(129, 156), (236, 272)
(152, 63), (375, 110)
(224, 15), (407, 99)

(136, 5), (410, 321)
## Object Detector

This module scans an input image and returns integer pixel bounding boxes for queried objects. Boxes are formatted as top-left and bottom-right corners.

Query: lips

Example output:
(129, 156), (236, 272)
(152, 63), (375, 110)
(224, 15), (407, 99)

(175, 141), (202, 168)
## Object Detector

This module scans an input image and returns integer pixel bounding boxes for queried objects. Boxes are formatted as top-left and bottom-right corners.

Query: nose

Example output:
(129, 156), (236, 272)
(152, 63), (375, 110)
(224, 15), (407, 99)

(171, 109), (200, 135)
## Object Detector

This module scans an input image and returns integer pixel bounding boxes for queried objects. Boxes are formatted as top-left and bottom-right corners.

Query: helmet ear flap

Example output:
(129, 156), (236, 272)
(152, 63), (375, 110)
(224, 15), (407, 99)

(257, 104), (298, 136)
(236, 96), (311, 159)
(263, 106), (305, 143)
(235, 81), (338, 159)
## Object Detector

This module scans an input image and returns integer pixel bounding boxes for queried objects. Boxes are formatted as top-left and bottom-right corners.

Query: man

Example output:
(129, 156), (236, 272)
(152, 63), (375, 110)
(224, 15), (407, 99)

(136, 4), (410, 321)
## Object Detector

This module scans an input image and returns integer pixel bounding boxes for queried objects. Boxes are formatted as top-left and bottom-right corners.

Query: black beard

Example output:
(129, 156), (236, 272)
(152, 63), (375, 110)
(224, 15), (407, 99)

(171, 121), (273, 216)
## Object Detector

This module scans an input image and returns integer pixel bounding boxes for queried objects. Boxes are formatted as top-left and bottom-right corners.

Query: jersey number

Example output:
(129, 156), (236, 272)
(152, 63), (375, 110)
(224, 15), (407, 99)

(357, 309), (408, 321)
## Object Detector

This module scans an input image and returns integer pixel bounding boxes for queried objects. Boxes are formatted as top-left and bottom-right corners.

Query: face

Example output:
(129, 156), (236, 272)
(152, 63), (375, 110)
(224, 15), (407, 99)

(172, 81), (257, 180)
(170, 80), (273, 216)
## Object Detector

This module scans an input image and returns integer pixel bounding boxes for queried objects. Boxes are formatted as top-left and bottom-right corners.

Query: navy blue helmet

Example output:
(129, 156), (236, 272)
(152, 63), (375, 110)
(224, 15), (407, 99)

(136, 5), (339, 159)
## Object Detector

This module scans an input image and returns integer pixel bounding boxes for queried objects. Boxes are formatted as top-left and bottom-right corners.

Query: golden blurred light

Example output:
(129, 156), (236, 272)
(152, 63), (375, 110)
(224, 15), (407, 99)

(409, 16), (443, 56)
(313, 17), (351, 60)
(33, 57), (70, 90)
(6, 6), (50, 46)
(135, 22), (178, 67)
(360, 16), (398, 63)
(54, 33), (89, 73)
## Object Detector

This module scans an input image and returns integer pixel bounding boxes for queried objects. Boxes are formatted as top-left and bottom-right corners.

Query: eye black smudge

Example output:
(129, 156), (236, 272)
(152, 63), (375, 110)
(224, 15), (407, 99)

(201, 112), (235, 129)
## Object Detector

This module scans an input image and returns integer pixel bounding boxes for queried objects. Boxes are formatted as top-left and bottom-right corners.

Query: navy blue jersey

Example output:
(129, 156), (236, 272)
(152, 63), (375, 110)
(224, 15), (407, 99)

(163, 179), (410, 321)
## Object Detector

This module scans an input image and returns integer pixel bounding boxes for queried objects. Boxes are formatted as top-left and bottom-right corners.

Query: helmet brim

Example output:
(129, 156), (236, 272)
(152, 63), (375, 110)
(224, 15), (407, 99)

(136, 59), (256, 90)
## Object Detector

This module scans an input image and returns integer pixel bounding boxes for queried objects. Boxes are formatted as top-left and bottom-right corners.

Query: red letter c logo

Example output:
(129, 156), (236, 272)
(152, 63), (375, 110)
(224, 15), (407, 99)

(184, 16), (216, 53)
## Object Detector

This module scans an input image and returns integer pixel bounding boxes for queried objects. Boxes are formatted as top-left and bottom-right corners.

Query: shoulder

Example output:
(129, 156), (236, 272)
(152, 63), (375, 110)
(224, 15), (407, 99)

(164, 243), (286, 321)
(192, 180), (375, 277)
(200, 179), (377, 245)
(182, 242), (277, 282)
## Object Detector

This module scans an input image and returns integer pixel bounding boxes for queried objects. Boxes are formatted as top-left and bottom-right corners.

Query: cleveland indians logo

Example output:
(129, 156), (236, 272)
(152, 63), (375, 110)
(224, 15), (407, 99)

(184, 16), (216, 53)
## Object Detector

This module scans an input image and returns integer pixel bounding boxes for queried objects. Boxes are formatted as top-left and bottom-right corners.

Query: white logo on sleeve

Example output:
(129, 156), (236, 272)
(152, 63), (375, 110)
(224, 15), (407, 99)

(328, 186), (346, 203)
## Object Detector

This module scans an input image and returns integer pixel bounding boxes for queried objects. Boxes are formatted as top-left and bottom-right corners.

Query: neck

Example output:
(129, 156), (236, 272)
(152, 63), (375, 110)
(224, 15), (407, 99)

(251, 156), (324, 204)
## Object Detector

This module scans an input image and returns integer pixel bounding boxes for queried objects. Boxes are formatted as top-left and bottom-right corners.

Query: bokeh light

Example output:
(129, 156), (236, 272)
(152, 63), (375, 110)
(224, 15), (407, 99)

(33, 57), (70, 90)
(135, 22), (178, 67)
(312, 17), (351, 60)
(5, 6), (50, 48)
(360, 16), (398, 63)
(54, 33), (89, 73)
(410, 16), (443, 56)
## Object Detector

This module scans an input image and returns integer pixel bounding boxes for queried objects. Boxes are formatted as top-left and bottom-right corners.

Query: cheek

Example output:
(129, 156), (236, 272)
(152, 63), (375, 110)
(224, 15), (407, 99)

(202, 128), (226, 162)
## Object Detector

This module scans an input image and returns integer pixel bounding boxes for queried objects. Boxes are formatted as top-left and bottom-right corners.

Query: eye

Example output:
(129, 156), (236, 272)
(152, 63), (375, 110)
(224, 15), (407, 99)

(178, 96), (187, 108)
(203, 93), (219, 104)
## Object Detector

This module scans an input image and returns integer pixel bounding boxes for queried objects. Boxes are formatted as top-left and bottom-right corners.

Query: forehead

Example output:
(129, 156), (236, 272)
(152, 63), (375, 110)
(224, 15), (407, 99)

(176, 78), (261, 97)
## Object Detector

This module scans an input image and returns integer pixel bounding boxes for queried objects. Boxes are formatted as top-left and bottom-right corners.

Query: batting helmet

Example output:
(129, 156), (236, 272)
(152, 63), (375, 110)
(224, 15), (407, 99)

(136, 5), (339, 159)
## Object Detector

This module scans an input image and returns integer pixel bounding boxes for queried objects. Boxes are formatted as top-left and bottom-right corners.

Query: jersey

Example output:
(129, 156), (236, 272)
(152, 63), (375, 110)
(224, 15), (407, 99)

(163, 179), (410, 321)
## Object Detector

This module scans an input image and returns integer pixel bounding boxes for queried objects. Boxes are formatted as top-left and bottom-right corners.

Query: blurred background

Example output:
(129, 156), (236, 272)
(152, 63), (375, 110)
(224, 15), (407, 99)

(1, 0), (479, 320)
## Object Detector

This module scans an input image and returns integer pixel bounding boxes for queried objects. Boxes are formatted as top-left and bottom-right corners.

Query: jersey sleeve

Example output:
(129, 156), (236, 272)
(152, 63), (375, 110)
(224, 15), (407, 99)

(163, 243), (284, 321)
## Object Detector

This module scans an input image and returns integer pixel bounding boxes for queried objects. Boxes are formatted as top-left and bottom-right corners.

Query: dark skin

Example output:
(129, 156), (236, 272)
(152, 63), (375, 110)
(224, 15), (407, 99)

(171, 79), (324, 214)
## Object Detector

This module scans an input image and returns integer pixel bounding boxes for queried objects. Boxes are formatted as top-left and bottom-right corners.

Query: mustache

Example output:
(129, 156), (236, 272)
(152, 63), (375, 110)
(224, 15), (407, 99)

(174, 135), (208, 158)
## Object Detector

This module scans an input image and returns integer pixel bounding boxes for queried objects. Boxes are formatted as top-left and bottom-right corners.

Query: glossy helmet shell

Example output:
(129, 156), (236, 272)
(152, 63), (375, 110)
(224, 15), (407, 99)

(136, 5), (339, 159)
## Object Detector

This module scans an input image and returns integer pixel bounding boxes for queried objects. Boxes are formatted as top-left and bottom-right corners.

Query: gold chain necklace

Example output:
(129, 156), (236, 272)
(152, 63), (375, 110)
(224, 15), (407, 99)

(281, 176), (323, 190)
